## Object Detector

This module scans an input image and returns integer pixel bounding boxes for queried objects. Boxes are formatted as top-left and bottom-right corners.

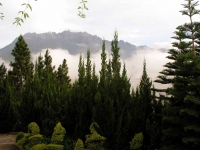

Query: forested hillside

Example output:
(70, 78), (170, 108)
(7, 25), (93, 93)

(1, 0), (200, 150)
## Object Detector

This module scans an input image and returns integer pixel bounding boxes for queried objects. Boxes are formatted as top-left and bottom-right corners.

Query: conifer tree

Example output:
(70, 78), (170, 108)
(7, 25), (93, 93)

(97, 31), (132, 150)
(111, 31), (121, 77)
(18, 55), (45, 130)
(138, 60), (153, 150)
(92, 40), (115, 149)
(9, 35), (33, 131)
(155, 0), (200, 149)
(0, 63), (15, 133)
(99, 40), (107, 89)
(57, 59), (71, 85)
(9, 35), (34, 92)
(74, 54), (87, 138)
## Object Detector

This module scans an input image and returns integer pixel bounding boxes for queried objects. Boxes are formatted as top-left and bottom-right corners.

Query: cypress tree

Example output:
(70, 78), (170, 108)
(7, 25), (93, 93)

(138, 60), (153, 150)
(9, 35), (34, 92)
(74, 54), (87, 138)
(57, 59), (71, 85)
(9, 35), (33, 131)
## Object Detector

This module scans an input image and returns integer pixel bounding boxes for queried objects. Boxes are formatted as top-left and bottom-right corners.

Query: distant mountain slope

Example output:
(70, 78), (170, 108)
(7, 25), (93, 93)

(0, 30), (148, 61)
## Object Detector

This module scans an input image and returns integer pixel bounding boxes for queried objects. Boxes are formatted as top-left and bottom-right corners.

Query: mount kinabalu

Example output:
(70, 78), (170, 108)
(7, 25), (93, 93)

(0, 30), (149, 61)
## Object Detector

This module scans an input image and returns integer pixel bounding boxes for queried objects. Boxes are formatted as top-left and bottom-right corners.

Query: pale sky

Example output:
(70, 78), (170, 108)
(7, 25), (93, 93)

(0, 0), (198, 49)
(0, 0), (199, 88)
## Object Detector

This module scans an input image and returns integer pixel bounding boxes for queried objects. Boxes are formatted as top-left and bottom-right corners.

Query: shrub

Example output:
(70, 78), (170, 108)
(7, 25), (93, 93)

(130, 132), (143, 150)
(29, 134), (43, 145)
(47, 143), (64, 150)
(74, 139), (84, 150)
(51, 122), (66, 144)
(28, 122), (40, 135)
(85, 122), (106, 150)
(15, 133), (30, 150)
(15, 132), (24, 143)
(30, 143), (48, 150)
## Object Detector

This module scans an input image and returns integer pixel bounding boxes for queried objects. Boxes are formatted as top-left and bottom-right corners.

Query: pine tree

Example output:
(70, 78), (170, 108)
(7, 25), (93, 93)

(99, 40), (107, 90)
(111, 31), (121, 77)
(171, 50), (200, 149)
(155, 0), (200, 149)
(9, 35), (33, 131)
(74, 54), (87, 138)
(138, 60), (153, 150)
(57, 59), (71, 85)
(9, 35), (34, 92)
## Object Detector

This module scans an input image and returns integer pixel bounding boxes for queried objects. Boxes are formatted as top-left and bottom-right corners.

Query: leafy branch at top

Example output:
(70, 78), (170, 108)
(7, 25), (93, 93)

(0, 0), (89, 26)
(0, 2), (4, 20)
(78, 0), (88, 18)
(13, 0), (33, 26)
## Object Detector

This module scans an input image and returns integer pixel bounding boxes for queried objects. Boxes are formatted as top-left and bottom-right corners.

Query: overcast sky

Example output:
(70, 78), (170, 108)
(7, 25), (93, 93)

(1, 0), (199, 48)
(0, 0), (199, 87)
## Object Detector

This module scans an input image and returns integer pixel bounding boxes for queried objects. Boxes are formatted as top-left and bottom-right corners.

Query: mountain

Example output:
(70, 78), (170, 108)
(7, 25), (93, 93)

(0, 30), (149, 61)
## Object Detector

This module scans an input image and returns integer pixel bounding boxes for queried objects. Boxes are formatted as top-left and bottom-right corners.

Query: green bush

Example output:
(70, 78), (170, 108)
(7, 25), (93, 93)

(85, 122), (106, 150)
(15, 122), (42, 150)
(74, 139), (84, 150)
(51, 122), (66, 144)
(47, 143), (64, 150)
(15, 133), (30, 150)
(130, 132), (143, 150)
(28, 122), (40, 135)
(15, 132), (24, 143)
(29, 134), (43, 145)
(30, 143), (48, 150)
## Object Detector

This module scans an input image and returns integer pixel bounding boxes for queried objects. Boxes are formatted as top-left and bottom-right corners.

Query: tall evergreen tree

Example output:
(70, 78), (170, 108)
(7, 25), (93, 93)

(155, 0), (200, 149)
(111, 31), (121, 77)
(9, 35), (34, 131)
(57, 58), (71, 85)
(9, 35), (34, 92)
(74, 54), (87, 138)
(137, 60), (153, 150)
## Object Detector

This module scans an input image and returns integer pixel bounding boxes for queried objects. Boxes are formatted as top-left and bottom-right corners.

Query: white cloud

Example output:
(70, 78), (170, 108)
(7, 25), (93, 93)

(126, 48), (169, 88)
(31, 47), (169, 89)
(150, 42), (173, 50)
(0, 58), (10, 69)
(32, 49), (80, 81)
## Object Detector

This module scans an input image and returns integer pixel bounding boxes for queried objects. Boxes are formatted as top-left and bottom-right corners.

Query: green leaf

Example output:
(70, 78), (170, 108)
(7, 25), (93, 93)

(25, 13), (29, 18)
(84, 6), (88, 10)
(27, 4), (32, 11)
(21, 3), (26, 6)
(78, 6), (81, 9)
(21, 19), (24, 23)
(18, 11), (24, 14)
(0, 3), (2, 6)
(15, 17), (21, 21)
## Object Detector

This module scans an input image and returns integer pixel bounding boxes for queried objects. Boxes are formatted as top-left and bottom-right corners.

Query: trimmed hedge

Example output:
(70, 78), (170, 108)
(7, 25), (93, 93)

(51, 122), (66, 144)
(28, 122), (40, 135)
(47, 143), (64, 150)
(30, 144), (48, 150)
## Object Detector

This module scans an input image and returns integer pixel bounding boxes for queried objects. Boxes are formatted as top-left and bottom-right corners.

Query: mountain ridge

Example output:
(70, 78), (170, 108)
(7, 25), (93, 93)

(0, 30), (149, 61)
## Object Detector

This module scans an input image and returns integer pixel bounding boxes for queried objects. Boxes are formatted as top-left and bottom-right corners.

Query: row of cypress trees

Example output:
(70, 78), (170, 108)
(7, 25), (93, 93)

(0, 31), (158, 150)
(1, 0), (200, 149)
